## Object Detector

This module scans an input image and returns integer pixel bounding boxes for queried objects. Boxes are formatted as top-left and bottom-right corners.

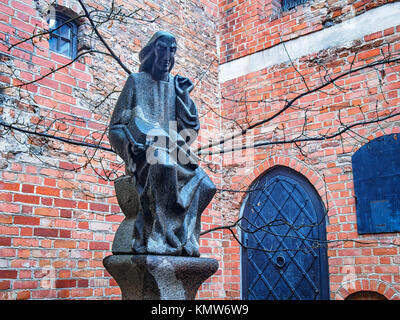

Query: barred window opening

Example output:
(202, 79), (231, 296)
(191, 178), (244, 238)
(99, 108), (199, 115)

(282, 0), (309, 11)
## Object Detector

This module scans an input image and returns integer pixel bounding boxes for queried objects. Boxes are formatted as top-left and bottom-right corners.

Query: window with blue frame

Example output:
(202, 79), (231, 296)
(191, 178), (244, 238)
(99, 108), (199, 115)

(48, 13), (78, 59)
(352, 134), (400, 234)
(282, 0), (309, 11)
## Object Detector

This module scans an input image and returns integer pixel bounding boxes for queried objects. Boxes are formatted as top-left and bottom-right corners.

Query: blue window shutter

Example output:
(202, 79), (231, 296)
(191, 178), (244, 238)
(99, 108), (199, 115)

(352, 134), (400, 234)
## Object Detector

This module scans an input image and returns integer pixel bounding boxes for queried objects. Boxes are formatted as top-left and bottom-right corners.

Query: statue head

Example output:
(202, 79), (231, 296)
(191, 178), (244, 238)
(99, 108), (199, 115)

(139, 31), (177, 81)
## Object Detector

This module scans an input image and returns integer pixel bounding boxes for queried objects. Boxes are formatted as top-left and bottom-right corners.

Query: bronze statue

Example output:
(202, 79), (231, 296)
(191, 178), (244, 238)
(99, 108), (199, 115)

(108, 31), (216, 257)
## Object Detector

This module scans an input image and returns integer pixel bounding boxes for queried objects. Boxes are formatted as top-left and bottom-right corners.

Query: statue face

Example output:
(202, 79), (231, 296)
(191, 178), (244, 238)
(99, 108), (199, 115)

(153, 37), (177, 74)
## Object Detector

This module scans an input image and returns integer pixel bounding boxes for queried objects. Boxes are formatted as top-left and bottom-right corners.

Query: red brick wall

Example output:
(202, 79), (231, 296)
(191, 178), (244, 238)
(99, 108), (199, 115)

(1, 0), (400, 301)
(218, 0), (400, 63)
(0, 0), (221, 299)
(217, 1), (400, 299)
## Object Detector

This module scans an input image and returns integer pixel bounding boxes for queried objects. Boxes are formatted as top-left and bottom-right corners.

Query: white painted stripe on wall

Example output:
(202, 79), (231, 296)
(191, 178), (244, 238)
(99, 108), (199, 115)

(219, 2), (400, 83)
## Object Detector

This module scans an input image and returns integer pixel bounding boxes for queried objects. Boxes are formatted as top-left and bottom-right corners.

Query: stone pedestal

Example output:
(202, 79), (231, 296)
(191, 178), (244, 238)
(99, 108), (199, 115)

(103, 254), (218, 300)
(105, 176), (219, 300)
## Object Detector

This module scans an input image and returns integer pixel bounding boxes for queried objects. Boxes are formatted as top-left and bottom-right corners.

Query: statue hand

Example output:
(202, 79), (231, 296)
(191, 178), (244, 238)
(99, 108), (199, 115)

(131, 138), (156, 156)
(145, 139), (155, 149)
(131, 142), (146, 155)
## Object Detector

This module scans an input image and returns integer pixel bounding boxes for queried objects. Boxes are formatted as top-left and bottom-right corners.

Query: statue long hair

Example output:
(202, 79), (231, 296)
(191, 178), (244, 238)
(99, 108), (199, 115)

(139, 31), (176, 73)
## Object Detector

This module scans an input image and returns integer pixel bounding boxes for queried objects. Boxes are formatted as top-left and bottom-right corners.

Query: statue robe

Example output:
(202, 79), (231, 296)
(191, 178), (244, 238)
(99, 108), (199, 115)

(109, 72), (216, 256)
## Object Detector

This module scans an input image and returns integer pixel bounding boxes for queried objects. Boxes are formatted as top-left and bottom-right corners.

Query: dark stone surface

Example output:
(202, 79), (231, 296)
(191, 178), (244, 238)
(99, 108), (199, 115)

(103, 254), (219, 300)
(112, 175), (139, 254)
(108, 31), (216, 256)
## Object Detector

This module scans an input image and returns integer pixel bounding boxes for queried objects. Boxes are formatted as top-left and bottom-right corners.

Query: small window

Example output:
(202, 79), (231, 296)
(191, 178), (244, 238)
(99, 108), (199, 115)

(282, 0), (309, 11)
(352, 134), (400, 234)
(48, 13), (78, 59)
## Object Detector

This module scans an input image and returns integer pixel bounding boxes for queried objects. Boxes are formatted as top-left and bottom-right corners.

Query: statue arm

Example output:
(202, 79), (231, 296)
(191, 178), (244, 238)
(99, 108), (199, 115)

(108, 75), (145, 172)
(174, 75), (200, 139)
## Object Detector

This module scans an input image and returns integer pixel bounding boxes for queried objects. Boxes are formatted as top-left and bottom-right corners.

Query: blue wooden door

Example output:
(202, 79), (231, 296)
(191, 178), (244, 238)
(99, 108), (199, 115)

(242, 166), (329, 300)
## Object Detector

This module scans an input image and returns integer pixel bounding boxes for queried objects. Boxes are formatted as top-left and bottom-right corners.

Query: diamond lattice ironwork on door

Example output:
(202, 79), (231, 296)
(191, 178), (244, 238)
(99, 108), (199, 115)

(241, 166), (329, 300)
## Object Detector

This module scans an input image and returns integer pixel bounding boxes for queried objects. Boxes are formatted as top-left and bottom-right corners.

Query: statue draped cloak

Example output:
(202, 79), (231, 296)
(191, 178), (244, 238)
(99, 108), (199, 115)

(108, 72), (216, 256)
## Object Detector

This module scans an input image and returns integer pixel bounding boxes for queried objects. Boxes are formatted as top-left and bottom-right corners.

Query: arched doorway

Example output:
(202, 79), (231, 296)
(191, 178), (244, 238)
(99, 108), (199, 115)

(241, 166), (329, 300)
(346, 291), (387, 300)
